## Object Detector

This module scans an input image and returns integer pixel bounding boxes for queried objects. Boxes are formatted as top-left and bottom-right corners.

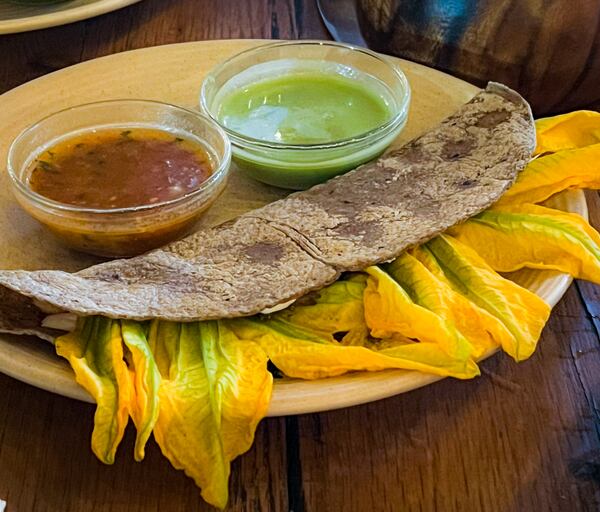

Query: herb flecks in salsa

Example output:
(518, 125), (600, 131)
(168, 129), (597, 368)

(29, 128), (213, 209)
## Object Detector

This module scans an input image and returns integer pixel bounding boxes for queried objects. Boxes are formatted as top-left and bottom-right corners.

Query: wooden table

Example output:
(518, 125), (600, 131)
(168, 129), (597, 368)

(1, 1), (599, 511)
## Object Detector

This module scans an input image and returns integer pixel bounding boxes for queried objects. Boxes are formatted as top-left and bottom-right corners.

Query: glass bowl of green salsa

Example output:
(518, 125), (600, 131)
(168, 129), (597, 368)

(200, 40), (411, 190)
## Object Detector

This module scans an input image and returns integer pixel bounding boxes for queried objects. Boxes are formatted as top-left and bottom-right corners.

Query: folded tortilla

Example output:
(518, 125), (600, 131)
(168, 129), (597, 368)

(0, 83), (535, 336)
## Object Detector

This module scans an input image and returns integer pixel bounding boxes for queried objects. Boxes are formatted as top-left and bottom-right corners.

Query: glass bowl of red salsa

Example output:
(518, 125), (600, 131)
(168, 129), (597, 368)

(7, 100), (231, 258)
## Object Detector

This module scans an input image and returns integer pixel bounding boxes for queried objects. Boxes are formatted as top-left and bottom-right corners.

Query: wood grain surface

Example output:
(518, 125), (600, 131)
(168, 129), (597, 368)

(0, 1), (599, 511)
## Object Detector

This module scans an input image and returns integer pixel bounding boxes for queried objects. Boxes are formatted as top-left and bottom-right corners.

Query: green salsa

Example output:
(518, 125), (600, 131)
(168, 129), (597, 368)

(204, 59), (409, 189)
(216, 72), (393, 144)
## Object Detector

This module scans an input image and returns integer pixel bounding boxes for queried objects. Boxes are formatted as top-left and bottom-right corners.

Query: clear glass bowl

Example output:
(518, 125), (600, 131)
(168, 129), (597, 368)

(200, 40), (410, 190)
(8, 100), (231, 258)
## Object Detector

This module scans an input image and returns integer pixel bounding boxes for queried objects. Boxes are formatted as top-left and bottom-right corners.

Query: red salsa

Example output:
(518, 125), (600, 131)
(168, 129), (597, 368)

(28, 128), (213, 209)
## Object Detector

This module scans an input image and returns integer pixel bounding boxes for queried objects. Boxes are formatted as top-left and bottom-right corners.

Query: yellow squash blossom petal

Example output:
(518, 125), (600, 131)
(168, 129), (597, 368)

(386, 253), (513, 357)
(230, 317), (383, 379)
(535, 111), (600, 155)
(364, 266), (479, 376)
(120, 320), (161, 462)
(208, 322), (272, 461)
(420, 235), (551, 361)
(377, 342), (479, 376)
(149, 320), (271, 510)
(55, 317), (131, 464)
(229, 316), (479, 379)
(497, 145), (600, 206)
(449, 203), (600, 283)
(276, 276), (368, 346)
(149, 321), (227, 508)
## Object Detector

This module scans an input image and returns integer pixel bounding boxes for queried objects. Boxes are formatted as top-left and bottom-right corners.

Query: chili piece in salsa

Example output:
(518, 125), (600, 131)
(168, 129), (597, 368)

(28, 128), (213, 209)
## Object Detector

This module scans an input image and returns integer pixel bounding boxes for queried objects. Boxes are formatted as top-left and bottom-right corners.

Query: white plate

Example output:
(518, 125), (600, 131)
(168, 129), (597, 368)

(0, 0), (142, 34)
(0, 40), (584, 416)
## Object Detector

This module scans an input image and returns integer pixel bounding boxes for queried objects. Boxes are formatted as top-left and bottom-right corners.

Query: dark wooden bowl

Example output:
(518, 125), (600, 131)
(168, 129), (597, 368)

(357, 0), (600, 115)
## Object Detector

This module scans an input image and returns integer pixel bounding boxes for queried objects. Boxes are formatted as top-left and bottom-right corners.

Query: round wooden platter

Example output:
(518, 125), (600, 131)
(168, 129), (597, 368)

(0, 40), (586, 416)
(0, 0), (142, 35)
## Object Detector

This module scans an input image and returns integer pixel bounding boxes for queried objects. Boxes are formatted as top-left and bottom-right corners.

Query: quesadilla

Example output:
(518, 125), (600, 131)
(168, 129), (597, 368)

(0, 82), (534, 331)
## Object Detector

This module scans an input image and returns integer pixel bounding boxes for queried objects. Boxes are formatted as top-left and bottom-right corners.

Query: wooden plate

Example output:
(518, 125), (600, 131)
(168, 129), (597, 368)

(0, 40), (585, 416)
(0, 0), (141, 35)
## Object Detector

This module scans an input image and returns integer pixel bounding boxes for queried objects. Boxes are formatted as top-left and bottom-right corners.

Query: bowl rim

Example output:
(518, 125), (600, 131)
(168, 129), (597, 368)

(199, 40), (411, 151)
(7, 99), (232, 215)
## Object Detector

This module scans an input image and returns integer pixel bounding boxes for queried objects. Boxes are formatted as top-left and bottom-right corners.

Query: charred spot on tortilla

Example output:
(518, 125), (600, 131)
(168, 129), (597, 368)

(458, 179), (478, 189)
(243, 242), (285, 265)
(475, 109), (511, 128)
(441, 137), (476, 160)
(318, 199), (359, 218)
(333, 220), (384, 246)
(0, 82), (535, 323)
(396, 144), (424, 164)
